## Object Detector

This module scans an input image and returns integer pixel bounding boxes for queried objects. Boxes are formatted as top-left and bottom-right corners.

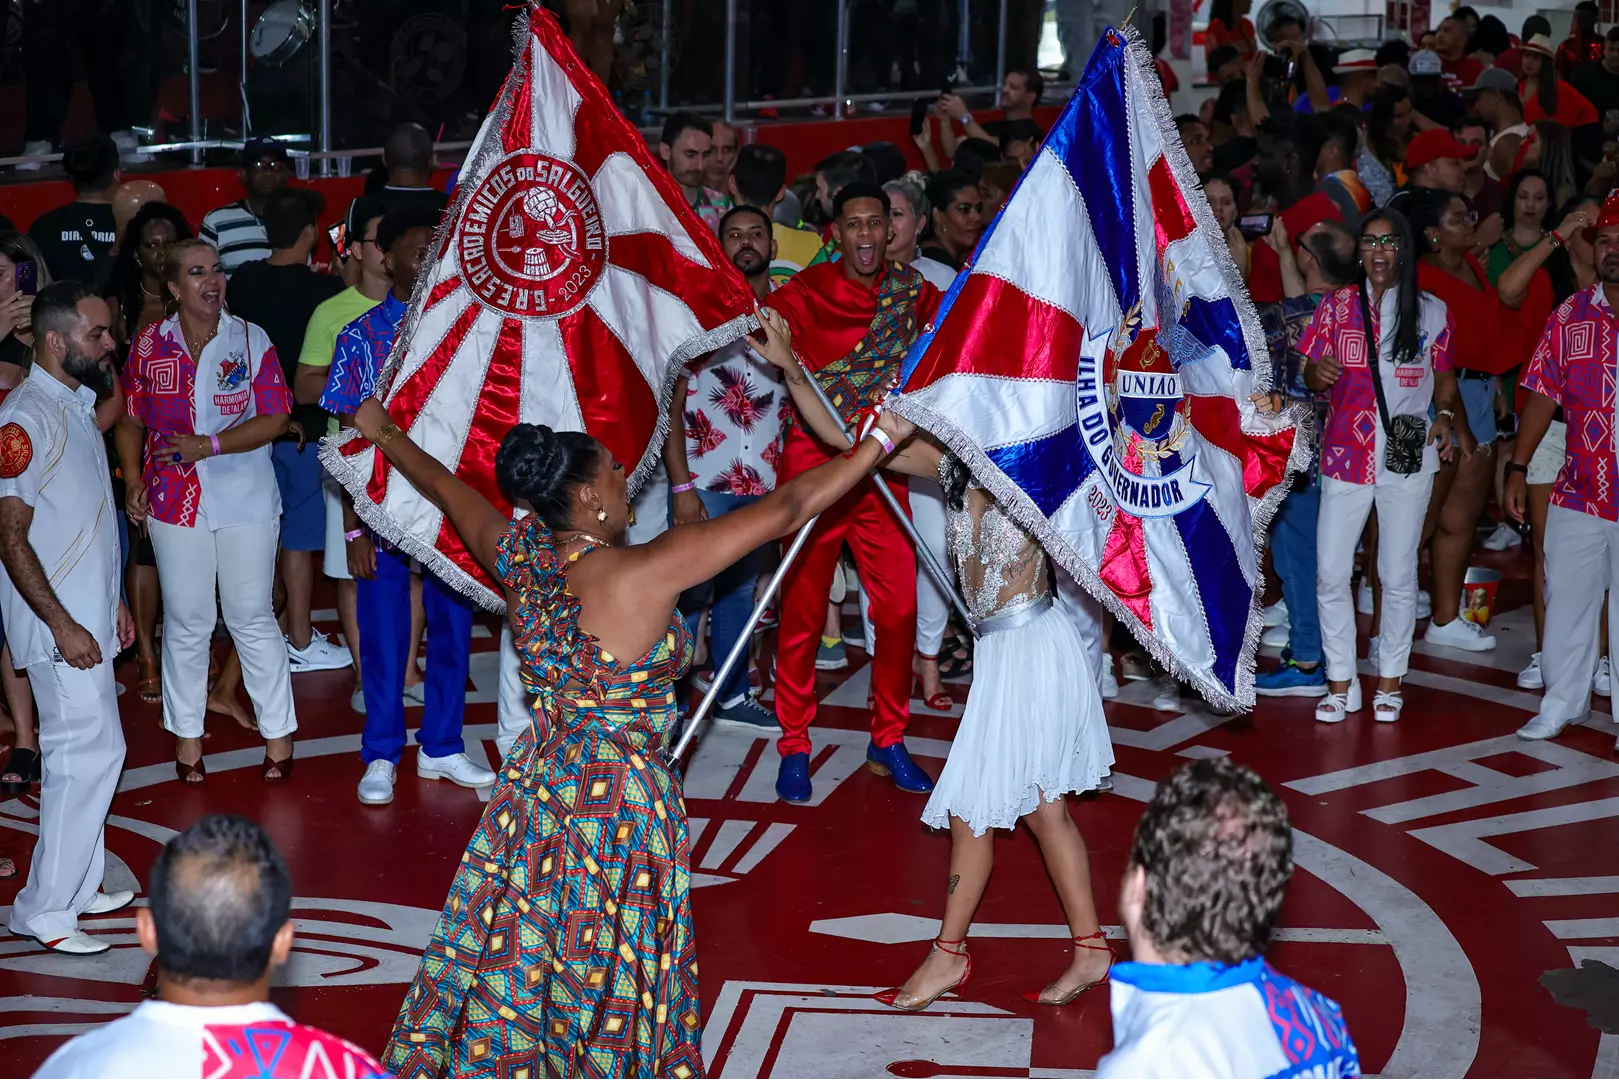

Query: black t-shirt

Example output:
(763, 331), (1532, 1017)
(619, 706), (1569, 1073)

(226, 260), (345, 436)
(27, 201), (116, 284)
(1571, 61), (1619, 119)
(345, 185), (450, 234)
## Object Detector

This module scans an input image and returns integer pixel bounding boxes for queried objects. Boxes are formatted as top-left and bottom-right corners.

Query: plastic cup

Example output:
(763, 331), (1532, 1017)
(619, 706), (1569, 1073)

(1462, 566), (1503, 627)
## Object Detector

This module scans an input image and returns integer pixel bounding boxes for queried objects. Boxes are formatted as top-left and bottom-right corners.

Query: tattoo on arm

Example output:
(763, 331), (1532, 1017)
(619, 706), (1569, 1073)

(948, 874), (960, 895)
(0, 500), (68, 631)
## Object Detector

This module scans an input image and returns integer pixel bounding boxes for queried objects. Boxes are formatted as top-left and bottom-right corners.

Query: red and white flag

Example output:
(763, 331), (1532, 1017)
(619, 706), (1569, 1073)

(322, 4), (756, 609)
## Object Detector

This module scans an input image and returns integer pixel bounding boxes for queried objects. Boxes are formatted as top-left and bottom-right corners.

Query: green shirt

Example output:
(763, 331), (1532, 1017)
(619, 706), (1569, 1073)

(300, 286), (383, 432)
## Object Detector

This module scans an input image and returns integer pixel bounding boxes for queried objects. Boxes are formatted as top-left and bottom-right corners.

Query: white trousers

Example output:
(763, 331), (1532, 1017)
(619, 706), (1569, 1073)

(1536, 505), (1619, 726)
(149, 510), (297, 740)
(1316, 473), (1434, 682)
(497, 623), (531, 762)
(1056, 565), (1107, 687)
(910, 476), (952, 656)
(8, 657), (125, 941)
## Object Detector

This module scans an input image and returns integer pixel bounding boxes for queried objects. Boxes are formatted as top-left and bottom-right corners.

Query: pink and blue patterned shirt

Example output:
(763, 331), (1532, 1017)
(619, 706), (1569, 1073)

(682, 333), (787, 497)
(1521, 284), (1619, 521)
(123, 315), (292, 528)
(1297, 283), (1455, 484)
(319, 291), (408, 416)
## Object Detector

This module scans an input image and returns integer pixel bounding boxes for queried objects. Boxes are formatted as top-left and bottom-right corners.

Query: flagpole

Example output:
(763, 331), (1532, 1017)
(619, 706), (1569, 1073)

(667, 515), (818, 765)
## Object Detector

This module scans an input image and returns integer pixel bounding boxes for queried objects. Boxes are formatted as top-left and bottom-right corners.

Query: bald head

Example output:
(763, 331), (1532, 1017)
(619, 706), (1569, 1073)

(384, 122), (434, 182)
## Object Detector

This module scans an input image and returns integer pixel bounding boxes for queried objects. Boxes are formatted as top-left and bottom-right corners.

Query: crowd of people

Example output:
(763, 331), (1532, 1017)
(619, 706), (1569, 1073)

(3, 8), (1613, 1074)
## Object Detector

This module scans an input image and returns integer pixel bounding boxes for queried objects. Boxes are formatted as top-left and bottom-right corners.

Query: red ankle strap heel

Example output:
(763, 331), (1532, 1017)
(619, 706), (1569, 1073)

(1021, 930), (1114, 1006)
(875, 937), (973, 1012)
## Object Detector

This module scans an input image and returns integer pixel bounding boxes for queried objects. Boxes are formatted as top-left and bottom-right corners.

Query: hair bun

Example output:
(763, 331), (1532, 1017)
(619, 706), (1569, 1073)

(495, 423), (603, 530)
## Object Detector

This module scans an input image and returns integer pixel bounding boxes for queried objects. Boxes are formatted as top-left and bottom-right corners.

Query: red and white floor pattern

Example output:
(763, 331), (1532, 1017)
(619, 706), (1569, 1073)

(0, 564), (1615, 1077)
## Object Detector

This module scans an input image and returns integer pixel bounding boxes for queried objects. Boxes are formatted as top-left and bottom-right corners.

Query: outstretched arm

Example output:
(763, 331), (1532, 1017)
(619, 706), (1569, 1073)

(352, 398), (510, 576)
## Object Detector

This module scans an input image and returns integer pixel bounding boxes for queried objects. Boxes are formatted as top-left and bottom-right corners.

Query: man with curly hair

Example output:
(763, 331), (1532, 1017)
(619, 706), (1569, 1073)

(1098, 759), (1362, 1078)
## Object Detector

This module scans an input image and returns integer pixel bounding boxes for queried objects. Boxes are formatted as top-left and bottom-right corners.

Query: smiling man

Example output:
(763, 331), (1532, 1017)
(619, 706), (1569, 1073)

(763, 183), (942, 803)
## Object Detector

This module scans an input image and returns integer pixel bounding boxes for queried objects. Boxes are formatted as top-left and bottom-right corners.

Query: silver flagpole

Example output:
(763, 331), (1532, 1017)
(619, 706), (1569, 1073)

(797, 374), (974, 628)
(668, 516), (819, 764)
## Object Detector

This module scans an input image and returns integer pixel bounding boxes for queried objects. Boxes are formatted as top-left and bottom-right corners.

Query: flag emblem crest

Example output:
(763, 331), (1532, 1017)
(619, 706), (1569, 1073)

(458, 150), (607, 319)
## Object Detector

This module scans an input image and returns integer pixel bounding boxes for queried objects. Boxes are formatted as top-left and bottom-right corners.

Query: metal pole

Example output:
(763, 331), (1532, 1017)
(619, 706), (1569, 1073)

(187, 0), (203, 165)
(240, 0), (251, 136)
(659, 0), (671, 109)
(668, 517), (820, 765)
(798, 375), (974, 630)
(833, 0), (848, 119)
(955, 0), (971, 84)
(724, 0), (737, 124)
(318, 0), (332, 177)
(995, 0), (1009, 105)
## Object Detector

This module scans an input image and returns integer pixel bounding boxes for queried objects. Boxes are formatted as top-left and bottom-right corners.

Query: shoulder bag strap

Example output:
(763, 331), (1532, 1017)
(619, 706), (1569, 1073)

(1359, 285), (1397, 437)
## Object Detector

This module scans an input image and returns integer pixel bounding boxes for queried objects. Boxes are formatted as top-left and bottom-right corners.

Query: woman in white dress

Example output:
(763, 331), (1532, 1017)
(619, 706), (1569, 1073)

(755, 308), (1116, 1011)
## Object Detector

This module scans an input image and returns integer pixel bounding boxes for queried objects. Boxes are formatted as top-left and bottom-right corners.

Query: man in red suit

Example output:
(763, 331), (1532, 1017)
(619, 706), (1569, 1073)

(765, 182), (943, 802)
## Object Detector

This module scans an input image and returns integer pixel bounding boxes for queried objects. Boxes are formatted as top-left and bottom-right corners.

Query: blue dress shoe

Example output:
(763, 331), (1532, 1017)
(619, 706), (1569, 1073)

(866, 740), (935, 794)
(776, 752), (812, 803)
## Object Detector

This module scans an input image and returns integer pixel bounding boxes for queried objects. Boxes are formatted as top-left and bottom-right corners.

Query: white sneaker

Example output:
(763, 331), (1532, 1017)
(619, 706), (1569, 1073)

(1261, 622), (1290, 648)
(38, 931), (108, 955)
(1151, 674), (1181, 712)
(402, 682), (427, 707)
(350, 685), (367, 714)
(1425, 617), (1496, 652)
(417, 751), (495, 789)
(1596, 657), (1612, 697)
(1315, 678), (1363, 723)
(1516, 713), (1572, 741)
(1262, 599), (1289, 628)
(1356, 582), (1374, 616)
(357, 760), (396, 805)
(14, 139), (51, 172)
(1417, 590), (1431, 621)
(1481, 521), (1523, 551)
(1100, 655), (1120, 700)
(1517, 652), (1544, 690)
(286, 632), (354, 673)
(81, 890), (134, 916)
(109, 129), (152, 164)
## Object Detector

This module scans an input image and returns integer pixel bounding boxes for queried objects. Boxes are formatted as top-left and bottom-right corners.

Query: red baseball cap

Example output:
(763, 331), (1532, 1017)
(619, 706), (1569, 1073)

(1582, 192), (1619, 242)
(1280, 193), (1343, 249)
(1404, 129), (1480, 170)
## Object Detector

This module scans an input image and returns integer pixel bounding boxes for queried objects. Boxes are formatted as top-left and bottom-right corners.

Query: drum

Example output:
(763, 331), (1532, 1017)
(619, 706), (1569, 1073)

(251, 0), (316, 66)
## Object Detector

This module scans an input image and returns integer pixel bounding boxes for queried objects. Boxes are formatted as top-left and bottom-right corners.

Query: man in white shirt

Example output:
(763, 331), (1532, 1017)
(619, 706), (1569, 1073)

(1097, 759), (1361, 1079)
(0, 282), (134, 955)
(35, 814), (387, 1078)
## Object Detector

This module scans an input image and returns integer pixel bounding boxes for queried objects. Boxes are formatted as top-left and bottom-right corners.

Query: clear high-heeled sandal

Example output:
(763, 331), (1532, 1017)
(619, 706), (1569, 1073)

(874, 937), (972, 1011)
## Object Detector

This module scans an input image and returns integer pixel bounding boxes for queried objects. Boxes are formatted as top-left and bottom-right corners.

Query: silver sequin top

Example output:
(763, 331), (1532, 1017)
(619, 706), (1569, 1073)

(940, 457), (1049, 622)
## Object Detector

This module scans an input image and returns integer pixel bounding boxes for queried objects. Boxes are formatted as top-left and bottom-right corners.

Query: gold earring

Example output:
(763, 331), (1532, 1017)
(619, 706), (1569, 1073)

(597, 509), (607, 522)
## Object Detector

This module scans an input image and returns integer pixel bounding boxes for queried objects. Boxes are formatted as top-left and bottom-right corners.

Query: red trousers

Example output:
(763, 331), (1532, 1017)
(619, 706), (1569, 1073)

(775, 427), (917, 756)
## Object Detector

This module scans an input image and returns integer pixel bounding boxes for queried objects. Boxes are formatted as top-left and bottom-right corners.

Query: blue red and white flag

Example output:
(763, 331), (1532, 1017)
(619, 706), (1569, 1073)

(322, 5), (755, 610)
(891, 27), (1308, 709)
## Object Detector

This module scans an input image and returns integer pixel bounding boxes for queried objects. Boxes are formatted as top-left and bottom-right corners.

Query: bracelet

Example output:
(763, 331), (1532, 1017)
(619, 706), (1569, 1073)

(1436, 408), (1456, 420)
(1549, 230), (1566, 248)
(344, 528), (365, 542)
(670, 481), (696, 494)
(208, 434), (221, 457)
(1504, 461), (1529, 478)
(865, 426), (896, 455)
(372, 421), (402, 447)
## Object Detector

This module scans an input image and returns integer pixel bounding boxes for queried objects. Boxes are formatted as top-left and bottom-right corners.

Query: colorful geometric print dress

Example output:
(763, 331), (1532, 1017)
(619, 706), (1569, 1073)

(384, 516), (704, 1079)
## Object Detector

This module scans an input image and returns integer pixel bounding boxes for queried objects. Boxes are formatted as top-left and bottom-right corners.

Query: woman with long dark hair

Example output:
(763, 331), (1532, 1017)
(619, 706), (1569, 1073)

(1204, 0), (1257, 55)
(1303, 208), (1468, 723)
(1488, 170), (1553, 284)
(1367, 85), (1415, 184)
(1521, 34), (1598, 129)
(752, 310), (1116, 1012)
(363, 345), (909, 1075)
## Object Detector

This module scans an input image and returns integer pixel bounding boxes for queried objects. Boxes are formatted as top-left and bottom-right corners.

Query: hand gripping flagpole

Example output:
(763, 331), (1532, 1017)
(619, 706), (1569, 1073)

(668, 372), (972, 767)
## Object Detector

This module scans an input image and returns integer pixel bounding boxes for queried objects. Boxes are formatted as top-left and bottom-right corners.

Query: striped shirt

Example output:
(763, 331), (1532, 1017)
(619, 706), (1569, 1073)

(198, 200), (270, 278)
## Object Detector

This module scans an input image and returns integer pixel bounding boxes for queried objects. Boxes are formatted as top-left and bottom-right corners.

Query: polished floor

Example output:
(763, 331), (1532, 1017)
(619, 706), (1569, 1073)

(0, 547), (1614, 1078)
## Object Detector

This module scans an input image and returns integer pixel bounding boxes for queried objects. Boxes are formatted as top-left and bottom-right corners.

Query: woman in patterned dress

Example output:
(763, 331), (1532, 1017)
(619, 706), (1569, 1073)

(346, 381), (912, 1078)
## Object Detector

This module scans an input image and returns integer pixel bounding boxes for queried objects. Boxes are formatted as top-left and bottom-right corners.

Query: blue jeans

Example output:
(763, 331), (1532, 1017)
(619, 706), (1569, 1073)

(676, 490), (764, 702)
(358, 545), (474, 764)
(1273, 479), (1321, 665)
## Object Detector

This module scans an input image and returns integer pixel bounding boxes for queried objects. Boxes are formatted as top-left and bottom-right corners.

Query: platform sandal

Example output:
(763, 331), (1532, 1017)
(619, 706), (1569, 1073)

(875, 937), (972, 1012)
(1022, 929), (1114, 1005)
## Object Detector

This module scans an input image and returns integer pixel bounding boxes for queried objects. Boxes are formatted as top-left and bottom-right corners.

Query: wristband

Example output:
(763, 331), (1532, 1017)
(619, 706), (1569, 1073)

(208, 434), (221, 457)
(1504, 461), (1529, 478)
(1549, 230), (1566, 248)
(670, 481), (696, 494)
(866, 426), (896, 455)
(344, 528), (365, 542)
(1436, 408), (1456, 420)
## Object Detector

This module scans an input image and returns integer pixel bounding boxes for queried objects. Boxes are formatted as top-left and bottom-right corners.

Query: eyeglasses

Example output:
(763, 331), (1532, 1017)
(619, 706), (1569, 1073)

(1443, 210), (1480, 226)
(246, 158), (288, 171)
(1359, 234), (1402, 249)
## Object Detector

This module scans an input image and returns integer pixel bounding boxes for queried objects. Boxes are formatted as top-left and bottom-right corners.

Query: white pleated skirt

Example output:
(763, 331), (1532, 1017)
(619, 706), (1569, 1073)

(922, 598), (1114, 836)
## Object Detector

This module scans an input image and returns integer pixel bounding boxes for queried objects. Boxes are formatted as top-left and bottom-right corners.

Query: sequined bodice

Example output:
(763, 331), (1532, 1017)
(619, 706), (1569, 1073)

(940, 458), (1049, 622)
